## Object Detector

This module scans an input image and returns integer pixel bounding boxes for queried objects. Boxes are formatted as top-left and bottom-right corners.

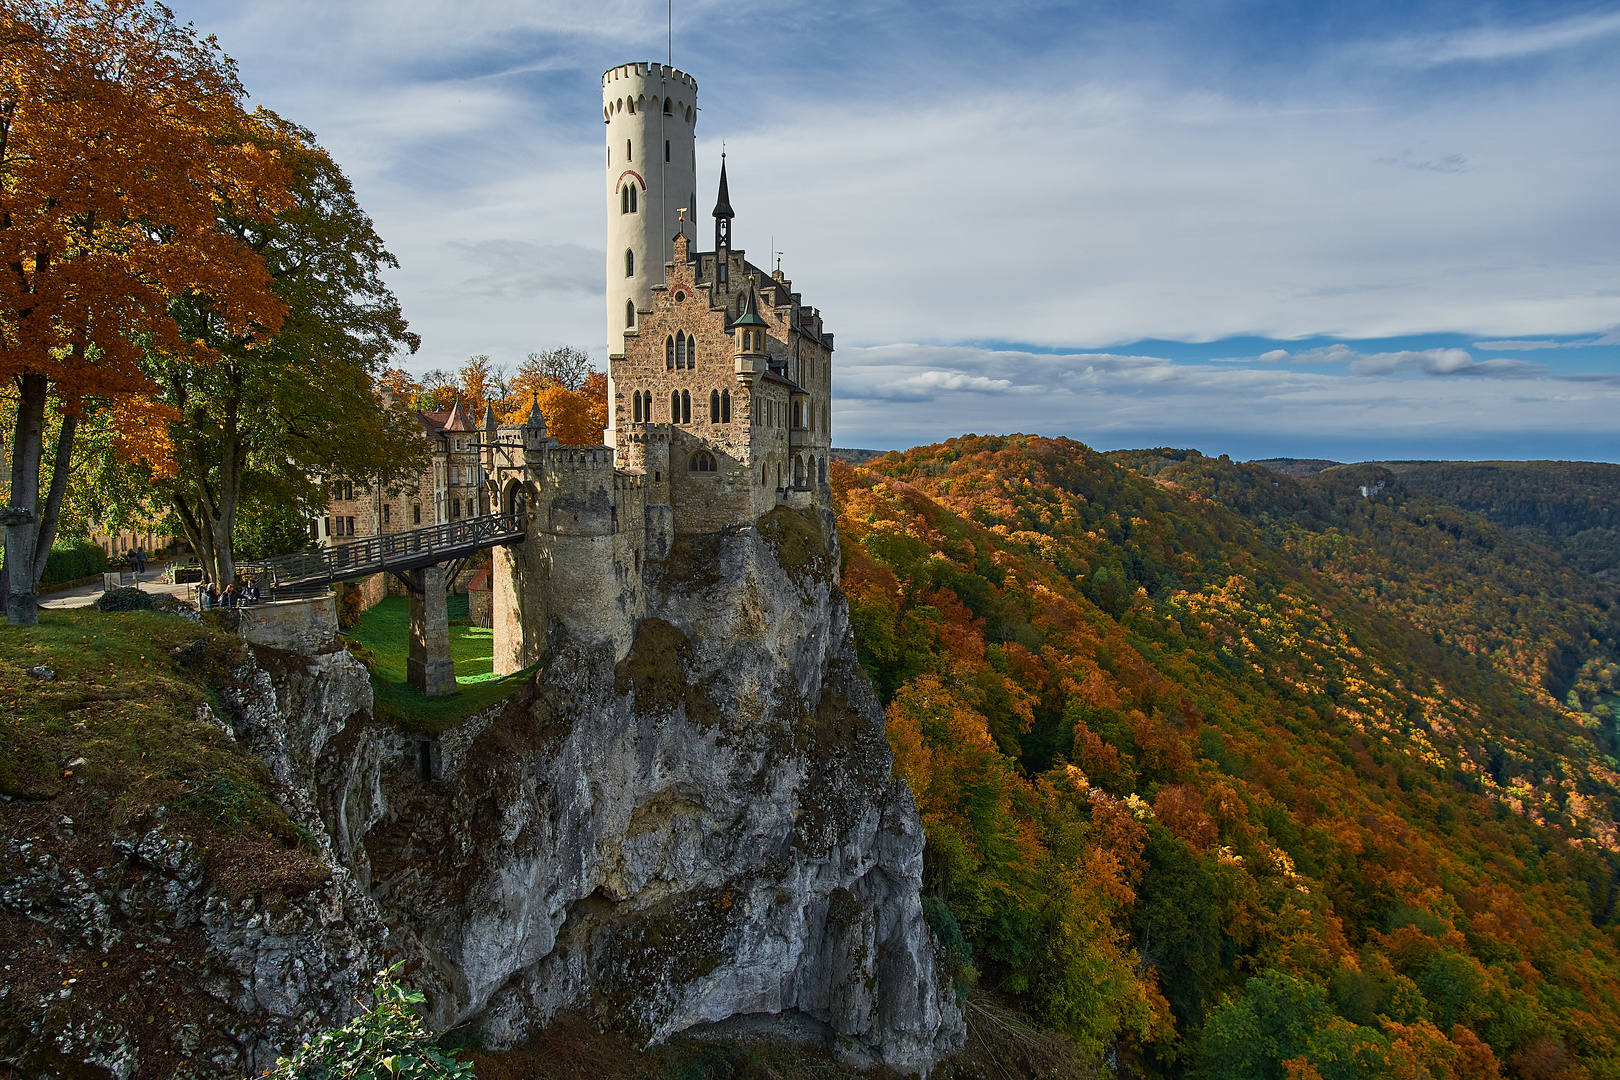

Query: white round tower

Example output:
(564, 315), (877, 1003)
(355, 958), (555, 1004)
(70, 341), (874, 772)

(602, 63), (697, 358)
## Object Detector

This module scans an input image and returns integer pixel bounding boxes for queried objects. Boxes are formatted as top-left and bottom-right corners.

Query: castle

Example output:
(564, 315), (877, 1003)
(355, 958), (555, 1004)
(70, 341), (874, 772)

(482, 62), (836, 677)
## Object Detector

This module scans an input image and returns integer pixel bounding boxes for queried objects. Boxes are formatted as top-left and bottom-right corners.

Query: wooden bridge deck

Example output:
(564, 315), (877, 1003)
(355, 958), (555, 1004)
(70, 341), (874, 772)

(237, 513), (527, 590)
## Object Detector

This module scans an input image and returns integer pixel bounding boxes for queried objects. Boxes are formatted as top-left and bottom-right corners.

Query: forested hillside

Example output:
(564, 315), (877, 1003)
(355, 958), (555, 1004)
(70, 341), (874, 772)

(1373, 462), (1620, 581)
(832, 437), (1620, 1080)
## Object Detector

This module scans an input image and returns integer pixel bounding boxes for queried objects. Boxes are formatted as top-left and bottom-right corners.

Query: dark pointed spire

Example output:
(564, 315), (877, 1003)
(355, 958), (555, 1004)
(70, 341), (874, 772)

(527, 392), (546, 435)
(713, 153), (733, 252)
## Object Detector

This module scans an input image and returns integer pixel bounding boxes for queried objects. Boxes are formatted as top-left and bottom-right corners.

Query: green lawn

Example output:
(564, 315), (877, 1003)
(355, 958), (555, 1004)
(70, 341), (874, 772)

(344, 594), (534, 733)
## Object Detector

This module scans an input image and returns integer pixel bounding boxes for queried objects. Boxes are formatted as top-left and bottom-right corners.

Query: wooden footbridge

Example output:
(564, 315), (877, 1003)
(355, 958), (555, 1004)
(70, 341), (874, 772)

(235, 512), (528, 698)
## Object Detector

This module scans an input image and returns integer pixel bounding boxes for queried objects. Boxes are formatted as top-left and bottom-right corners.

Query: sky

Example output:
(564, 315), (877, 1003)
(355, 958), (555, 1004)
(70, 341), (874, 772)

(164, 0), (1620, 462)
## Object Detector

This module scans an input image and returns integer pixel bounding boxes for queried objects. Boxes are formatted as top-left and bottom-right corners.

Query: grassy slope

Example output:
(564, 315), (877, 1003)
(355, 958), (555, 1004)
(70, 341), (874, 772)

(834, 437), (1620, 1079)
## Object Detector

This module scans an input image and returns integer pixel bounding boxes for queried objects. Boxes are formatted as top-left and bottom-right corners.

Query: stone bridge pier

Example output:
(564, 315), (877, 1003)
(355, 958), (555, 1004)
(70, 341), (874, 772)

(404, 564), (457, 697)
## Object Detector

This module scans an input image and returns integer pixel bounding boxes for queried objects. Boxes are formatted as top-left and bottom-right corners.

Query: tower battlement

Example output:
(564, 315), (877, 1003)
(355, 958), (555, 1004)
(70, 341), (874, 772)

(601, 63), (697, 94)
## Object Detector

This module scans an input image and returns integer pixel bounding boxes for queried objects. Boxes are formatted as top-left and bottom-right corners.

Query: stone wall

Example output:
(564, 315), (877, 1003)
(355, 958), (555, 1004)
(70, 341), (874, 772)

(209, 595), (339, 653)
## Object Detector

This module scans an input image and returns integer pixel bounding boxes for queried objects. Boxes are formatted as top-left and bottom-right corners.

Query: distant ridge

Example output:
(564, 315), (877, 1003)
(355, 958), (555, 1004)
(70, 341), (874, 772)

(832, 447), (889, 466)
(1248, 457), (1342, 477)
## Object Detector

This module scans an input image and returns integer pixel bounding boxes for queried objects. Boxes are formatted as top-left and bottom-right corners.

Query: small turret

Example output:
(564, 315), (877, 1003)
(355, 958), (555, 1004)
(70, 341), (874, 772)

(733, 280), (769, 385)
(523, 392), (549, 459)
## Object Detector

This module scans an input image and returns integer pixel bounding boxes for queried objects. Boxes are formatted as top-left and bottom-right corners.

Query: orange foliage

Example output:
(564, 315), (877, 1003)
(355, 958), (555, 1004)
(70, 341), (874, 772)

(1386, 1020), (1505, 1080)
(0, 0), (291, 403)
(1153, 785), (1218, 851)
(108, 396), (180, 480)
(498, 378), (608, 446)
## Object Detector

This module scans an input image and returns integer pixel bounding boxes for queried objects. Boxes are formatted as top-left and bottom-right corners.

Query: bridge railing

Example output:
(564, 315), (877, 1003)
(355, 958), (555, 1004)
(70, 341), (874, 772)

(238, 512), (527, 588)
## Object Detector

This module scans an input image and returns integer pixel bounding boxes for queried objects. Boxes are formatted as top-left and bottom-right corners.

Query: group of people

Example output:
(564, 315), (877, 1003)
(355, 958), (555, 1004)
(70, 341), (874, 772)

(201, 579), (261, 608)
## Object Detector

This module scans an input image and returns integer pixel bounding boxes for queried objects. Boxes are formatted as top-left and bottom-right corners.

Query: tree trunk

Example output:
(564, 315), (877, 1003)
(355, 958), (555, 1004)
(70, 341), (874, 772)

(31, 413), (76, 584)
(6, 373), (46, 625)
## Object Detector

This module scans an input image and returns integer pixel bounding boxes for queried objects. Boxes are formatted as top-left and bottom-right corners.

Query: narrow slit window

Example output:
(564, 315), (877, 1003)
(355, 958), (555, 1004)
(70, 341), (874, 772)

(681, 390), (691, 425)
(626, 138), (632, 159)
(722, 389), (731, 423)
(710, 389), (720, 421)
(665, 139), (670, 162)
(666, 335), (675, 369)
(626, 299), (635, 328)
(671, 390), (680, 422)
(625, 248), (634, 277)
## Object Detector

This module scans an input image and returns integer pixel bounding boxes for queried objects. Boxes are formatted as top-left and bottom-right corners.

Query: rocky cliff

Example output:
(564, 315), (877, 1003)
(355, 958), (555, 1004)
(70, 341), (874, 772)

(2, 507), (963, 1077)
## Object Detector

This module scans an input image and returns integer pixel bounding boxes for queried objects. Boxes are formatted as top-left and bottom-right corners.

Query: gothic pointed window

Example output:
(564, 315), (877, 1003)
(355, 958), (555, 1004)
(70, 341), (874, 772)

(626, 299), (635, 328)
(689, 450), (716, 473)
(663, 97), (672, 116)
(625, 248), (634, 277)
(710, 389), (720, 421)
(681, 390), (691, 425)
(671, 390), (680, 422)
(629, 184), (637, 212)
(633, 391), (643, 423)
(676, 333), (687, 369)
(688, 334), (697, 369)
(722, 389), (731, 423)
(666, 335), (675, 369)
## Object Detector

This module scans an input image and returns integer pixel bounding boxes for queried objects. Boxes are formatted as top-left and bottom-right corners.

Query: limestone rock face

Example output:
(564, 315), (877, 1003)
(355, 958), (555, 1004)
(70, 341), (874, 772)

(362, 508), (964, 1069)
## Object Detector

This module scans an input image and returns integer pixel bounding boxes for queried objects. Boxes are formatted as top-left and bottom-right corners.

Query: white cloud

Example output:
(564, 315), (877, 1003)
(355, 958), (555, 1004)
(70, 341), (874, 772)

(1380, 9), (1620, 67)
(1344, 347), (1546, 378)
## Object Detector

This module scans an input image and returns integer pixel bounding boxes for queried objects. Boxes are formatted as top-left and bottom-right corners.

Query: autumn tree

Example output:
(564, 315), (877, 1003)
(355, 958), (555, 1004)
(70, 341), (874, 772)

(111, 110), (425, 584)
(0, 0), (291, 622)
(454, 354), (507, 419)
(515, 345), (592, 394)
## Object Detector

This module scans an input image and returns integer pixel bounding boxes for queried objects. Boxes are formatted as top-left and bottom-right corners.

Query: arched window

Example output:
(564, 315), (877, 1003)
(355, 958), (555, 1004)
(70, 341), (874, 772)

(687, 333), (697, 369)
(620, 185), (629, 214)
(625, 248), (634, 277)
(633, 391), (643, 423)
(721, 389), (731, 423)
(626, 299), (635, 328)
(666, 335), (675, 369)
(671, 390), (680, 423)
(676, 333), (687, 369)
(689, 450), (716, 473)
(710, 389), (720, 421)
(629, 184), (637, 212)
(663, 97), (672, 116)
(681, 389), (691, 425)
(412, 504), (421, 525)
(819, 456), (827, 484)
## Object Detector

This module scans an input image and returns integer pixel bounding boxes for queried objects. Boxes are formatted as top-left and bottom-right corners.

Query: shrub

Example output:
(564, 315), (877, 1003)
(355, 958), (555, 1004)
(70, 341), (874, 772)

(267, 965), (474, 1080)
(38, 541), (109, 588)
(94, 587), (155, 613)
